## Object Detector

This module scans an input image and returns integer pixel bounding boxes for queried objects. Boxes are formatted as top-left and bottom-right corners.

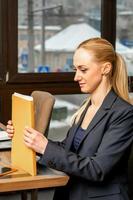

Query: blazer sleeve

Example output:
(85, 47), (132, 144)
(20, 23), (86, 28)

(39, 108), (133, 182)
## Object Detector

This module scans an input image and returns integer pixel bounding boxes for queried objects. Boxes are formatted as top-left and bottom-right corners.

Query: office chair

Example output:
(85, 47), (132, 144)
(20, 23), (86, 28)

(21, 90), (55, 200)
(31, 90), (55, 137)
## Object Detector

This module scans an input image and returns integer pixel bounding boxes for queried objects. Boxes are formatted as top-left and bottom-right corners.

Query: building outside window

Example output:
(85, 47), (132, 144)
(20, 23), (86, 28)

(116, 0), (133, 76)
(18, 0), (101, 73)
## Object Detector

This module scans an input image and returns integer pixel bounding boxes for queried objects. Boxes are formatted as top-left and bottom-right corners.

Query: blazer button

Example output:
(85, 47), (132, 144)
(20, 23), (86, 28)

(48, 161), (56, 169)
(48, 161), (53, 166)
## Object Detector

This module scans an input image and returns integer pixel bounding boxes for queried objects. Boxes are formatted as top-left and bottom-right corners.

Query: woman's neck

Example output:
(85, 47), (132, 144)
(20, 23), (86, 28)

(90, 82), (112, 108)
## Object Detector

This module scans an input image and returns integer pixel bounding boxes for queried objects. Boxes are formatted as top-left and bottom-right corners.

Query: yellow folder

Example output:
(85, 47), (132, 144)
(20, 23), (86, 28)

(11, 92), (36, 176)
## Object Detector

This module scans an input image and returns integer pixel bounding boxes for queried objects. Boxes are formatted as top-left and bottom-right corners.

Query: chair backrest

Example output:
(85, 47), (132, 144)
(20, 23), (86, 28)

(31, 91), (55, 137)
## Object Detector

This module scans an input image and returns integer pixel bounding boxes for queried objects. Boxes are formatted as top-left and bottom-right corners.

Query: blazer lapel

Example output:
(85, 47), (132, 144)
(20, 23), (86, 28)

(66, 89), (118, 151)
(76, 89), (118, 151)
(66, 100), (91, 151)
(83, 107), (107, 136)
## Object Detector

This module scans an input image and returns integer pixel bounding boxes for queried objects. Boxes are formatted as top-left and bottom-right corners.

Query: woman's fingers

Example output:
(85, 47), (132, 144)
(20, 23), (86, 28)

(6, 120), (14, 138)
(6, 125), (14, 131)
(23, 127), (37, 147)
(23, 126), (48, 154)
(7, 120), (13, 125)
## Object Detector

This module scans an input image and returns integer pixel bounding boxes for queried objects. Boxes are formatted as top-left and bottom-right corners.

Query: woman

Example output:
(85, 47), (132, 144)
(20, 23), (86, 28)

(7, 38), (133, 200)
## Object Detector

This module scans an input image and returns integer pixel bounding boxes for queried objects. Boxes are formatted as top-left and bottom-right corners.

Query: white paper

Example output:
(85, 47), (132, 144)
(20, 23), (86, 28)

(13, 92), (33, 101)
(0, 131), (10, 141)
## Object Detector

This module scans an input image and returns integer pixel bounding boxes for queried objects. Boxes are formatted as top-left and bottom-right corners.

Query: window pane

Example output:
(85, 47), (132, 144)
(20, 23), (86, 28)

(116, 0), (133, 76)
(48, 94), (88, 141)
(18, 0), (101, 73)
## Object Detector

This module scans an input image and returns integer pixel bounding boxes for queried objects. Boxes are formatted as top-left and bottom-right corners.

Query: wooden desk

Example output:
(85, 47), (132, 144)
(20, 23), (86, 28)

(0, 150), (69, 199)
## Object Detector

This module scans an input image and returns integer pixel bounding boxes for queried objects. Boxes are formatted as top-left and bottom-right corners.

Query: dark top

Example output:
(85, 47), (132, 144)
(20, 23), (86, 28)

(72, 127), (86, 152)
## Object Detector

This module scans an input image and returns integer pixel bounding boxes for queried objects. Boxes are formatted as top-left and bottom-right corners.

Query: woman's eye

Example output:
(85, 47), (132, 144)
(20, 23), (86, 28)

(81, 68), (87, 72)
(72, 66), (88, 72)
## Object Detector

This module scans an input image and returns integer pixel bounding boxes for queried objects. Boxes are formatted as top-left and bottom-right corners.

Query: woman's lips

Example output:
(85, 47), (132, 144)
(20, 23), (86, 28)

(79, 83), (85, 87)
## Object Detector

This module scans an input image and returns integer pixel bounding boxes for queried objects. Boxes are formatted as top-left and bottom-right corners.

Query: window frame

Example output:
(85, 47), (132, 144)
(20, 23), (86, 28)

(5, 0), (78, 83)
(0, 0), (8, 83)
(3, 0), (116, 84)
(3, 0), (131, 89)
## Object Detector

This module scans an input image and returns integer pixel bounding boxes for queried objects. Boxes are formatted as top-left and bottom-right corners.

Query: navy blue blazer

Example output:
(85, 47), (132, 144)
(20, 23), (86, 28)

(40, 90), (133, 200)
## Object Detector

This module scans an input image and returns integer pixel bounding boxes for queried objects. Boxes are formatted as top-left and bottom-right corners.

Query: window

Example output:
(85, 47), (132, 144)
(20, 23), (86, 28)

(1, 0), (126, 89)
(18, 0), (101, 74)
(116, 0), (133, 76)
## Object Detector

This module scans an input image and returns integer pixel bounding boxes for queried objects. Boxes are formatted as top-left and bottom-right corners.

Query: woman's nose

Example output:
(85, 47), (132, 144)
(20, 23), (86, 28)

(74, 71), (81, 82)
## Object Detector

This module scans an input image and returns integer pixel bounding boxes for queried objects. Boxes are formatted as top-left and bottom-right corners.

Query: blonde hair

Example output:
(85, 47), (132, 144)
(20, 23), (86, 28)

(71, 37), (130, 124)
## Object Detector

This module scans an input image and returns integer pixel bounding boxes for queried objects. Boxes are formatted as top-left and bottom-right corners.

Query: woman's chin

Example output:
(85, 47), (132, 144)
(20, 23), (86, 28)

(80, 88), (89, 94)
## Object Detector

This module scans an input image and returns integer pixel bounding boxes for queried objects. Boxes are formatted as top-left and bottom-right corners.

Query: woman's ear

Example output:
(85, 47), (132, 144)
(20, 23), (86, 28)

(101, 62), (112, 75)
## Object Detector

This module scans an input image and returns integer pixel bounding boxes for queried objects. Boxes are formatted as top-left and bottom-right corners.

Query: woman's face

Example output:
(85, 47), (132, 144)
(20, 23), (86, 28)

(73, 48), (103, 94)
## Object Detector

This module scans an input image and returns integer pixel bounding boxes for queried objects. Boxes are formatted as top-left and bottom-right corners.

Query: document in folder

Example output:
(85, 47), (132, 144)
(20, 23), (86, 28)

(11, 92), (36, 176)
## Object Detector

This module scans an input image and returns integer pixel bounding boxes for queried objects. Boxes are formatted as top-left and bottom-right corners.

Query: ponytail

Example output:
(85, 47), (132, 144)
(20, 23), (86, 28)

(112, 53), (130, 103)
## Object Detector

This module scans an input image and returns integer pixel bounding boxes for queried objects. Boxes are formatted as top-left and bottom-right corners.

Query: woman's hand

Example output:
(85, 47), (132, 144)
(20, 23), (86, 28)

(6, 120), (14, 139)
(24, 126), (48, 155)
(6, 121), (48, 154)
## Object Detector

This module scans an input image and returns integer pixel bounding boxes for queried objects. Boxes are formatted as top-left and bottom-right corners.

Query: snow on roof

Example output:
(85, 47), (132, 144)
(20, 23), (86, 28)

(34, 23), (132, 53)
(18, 25), (62, 31)
(35, 23), (100, 52)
